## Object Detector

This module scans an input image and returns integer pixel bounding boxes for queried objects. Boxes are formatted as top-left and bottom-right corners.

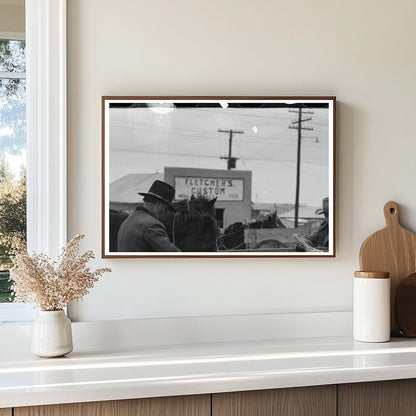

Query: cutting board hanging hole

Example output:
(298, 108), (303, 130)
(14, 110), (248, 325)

(384, 201), (400, 227)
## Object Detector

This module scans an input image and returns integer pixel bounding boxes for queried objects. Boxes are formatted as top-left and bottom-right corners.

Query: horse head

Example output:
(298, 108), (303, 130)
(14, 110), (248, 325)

(171, 196), (219, 252)
(189, 195), (217, 216)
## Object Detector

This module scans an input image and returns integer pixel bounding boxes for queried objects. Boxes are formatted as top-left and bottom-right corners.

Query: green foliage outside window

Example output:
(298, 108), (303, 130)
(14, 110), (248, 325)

(0, 38), (27, 302)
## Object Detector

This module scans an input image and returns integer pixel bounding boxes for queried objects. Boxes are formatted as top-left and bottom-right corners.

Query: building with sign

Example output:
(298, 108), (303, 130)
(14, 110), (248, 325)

(109, 167), (252, 230)
(164, 167), (252, 229)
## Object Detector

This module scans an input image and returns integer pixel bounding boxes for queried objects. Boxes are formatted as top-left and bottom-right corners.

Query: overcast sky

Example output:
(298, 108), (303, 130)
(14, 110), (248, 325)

(108, 101), (332, 207)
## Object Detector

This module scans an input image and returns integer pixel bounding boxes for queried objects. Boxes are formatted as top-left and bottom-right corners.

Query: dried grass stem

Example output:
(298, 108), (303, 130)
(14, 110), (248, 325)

(10, 234), (111, 310)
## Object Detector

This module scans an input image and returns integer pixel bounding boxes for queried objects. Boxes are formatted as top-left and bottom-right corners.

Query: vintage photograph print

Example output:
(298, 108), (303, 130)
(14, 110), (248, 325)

(102, 97), (335, 257)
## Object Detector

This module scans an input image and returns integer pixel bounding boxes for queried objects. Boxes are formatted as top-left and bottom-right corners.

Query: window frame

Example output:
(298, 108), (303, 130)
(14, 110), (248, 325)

(0, 31), (24, 41)
(0, 0), (67, 323)
(26, 0), (67, 257)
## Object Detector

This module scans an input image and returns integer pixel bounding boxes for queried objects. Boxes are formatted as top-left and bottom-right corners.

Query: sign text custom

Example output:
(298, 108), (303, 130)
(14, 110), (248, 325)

(174, 176), (244, 201)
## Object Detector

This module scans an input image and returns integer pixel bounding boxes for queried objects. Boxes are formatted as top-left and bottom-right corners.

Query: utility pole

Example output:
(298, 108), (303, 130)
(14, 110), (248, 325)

(288, 108), (314, 228)
(217, 129), (244, 169)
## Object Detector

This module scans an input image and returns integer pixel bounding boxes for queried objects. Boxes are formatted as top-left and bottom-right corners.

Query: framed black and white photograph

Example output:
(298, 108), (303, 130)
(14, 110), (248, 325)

(102, 96), (335, 258)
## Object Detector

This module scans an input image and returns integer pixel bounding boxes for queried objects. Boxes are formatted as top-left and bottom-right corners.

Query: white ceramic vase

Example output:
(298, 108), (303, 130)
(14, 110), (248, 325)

(31, 310), (73, 357)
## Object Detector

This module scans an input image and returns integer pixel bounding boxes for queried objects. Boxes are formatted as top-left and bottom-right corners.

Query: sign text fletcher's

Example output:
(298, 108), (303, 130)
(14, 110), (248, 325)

(174, 176), (244, 201)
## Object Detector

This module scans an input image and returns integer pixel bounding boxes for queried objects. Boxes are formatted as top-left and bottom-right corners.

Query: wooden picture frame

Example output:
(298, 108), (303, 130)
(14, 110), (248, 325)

(102, 96), (336, 258)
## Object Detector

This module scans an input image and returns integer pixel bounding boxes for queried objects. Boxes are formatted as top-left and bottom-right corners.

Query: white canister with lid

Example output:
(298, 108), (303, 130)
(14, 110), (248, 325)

(353, 271), (390, 342)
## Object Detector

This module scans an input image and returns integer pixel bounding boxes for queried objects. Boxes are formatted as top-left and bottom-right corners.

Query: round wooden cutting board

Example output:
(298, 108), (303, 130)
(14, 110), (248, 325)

(395, 273), (416, 337)
(359, 201), (416, 336)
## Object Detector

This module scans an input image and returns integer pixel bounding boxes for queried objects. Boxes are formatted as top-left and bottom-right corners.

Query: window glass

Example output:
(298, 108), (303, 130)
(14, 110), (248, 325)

(0, 39), (26, 72)
(0, 38), (27, 303)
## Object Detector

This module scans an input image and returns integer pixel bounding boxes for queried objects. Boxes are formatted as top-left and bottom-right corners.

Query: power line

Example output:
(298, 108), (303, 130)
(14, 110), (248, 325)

(190, 108), (295, 121)
(111, 148), (328, 166)
(111, 119), (297, 145)
(111, 118), (328, 147)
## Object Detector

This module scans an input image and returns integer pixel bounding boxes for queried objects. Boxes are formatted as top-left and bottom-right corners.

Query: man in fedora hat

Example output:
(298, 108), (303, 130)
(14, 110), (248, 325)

(117, 180), (180, 252)
(309, 197), (329, 248)
(294, 197), (329, 252)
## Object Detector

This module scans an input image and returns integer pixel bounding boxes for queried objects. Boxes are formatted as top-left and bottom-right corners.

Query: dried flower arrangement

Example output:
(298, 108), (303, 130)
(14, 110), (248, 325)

(10, 234), (111, 311)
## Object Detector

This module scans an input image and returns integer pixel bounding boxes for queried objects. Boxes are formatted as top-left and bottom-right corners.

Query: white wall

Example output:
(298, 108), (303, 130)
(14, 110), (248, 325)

(0, 3), (24, 33)
(67, 0), (416, 322)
